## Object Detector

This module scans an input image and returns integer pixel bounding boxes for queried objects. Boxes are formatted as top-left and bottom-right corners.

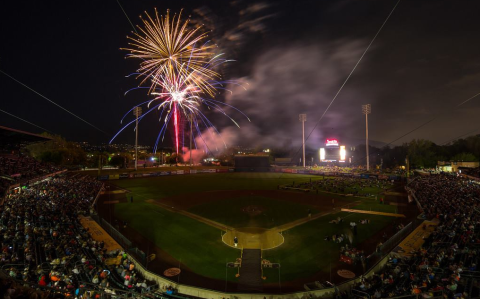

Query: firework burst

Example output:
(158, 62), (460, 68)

(111, 9), (249, 157)
(123, 8), (222, 97)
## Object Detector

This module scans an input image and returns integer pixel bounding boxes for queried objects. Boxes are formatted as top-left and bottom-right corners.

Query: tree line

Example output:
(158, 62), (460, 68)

(22, 133), (480, 170)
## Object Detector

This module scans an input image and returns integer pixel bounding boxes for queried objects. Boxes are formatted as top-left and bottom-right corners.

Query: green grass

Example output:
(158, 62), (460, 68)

(114, 202), (239, 281)
(113, 173), (322, 201)
(188, 195), (318, 229)
(352, 202), (398, 213)
(113, 173), (389, 204)
(110, 173), (398, 284)
(262, 211), (395, 283)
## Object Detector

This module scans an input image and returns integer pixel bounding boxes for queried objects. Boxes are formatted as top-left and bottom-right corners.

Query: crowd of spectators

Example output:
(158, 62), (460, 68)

(293, 177), (392, 197)
(311, 166), (356, 173)
(0, 154), (62, 195)
(350, 175), (480, 298)
(0, 174), (157, 298)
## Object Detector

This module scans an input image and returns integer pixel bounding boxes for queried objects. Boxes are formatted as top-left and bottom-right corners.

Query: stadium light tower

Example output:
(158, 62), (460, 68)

(189, 114), (193, 167)
(133, 106), (142, 171)
(362, 104), (371, 171)
(299, 114), (307, 168)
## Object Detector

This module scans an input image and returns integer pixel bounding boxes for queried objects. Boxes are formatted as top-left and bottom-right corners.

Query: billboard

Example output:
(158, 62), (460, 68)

(326, 139), (339, 147)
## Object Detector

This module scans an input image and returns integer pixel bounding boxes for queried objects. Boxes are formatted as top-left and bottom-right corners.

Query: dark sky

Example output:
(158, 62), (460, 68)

(1, 0), (479, 151)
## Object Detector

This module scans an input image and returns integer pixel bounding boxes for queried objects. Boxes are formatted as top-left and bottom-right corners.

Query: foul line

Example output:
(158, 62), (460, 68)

(341, 208), (405, 217)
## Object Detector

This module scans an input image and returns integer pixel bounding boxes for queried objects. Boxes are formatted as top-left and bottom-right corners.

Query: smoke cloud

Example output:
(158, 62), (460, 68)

(183, 127), (240, 160)
(217, 40), (369, 151)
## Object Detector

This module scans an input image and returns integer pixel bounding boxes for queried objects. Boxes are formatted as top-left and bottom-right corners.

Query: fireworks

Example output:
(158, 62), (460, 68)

(123, 9), (221, 97)
(111, 9), (249, 157)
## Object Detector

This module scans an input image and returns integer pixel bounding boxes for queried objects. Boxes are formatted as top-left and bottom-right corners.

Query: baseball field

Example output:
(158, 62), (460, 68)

(99, 172), (405, 292)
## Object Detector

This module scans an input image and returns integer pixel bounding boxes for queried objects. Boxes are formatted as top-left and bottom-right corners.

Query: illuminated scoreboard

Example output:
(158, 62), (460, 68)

(319, 139), (346, 163)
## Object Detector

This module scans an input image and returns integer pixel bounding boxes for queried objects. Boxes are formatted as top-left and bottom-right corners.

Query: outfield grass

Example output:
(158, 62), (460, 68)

(114, 202), (239, 281)
(113, 173), (323, 201)
(262, 211), (395, 283)
(110, 173), (396, 284)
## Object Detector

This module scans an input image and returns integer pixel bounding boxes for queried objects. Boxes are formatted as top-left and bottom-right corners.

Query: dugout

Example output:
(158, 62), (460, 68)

(234, 155), (270, 172)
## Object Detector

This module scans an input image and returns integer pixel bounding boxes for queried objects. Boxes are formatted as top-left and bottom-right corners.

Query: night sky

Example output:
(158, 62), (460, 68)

(1, 0), (479, 151)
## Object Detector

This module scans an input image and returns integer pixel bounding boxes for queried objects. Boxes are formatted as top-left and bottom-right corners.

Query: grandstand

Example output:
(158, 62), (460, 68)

(0, 128), (167, 299)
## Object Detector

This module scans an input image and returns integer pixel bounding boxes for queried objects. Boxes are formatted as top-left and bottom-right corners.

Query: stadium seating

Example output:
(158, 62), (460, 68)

(0, 173), (162, 298)
(350, 175), (480, 298)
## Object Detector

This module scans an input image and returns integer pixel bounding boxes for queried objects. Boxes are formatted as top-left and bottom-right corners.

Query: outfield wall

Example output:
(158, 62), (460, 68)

(97, 167), (403, 181)
(98, 168), (234, 180)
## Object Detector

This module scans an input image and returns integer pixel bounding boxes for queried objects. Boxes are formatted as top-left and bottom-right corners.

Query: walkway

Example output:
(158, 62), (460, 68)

(238, 249), (263, 292)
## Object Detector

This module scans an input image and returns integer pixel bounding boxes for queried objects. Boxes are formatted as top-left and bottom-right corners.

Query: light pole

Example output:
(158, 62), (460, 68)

(362, 104), (371, 171)
(299, 114), (307, 168)
(189, 114), (193, 167)
(133, 106), (142, 171)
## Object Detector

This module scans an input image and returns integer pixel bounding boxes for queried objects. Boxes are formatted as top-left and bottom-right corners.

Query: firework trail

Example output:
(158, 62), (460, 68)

(111, 9), (249, 156)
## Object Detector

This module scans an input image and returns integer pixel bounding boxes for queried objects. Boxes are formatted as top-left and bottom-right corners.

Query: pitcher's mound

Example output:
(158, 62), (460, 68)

(242, 205), (265, 217)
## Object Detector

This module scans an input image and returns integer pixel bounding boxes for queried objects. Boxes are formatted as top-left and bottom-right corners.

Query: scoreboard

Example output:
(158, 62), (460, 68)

(319, 139), (346, 163)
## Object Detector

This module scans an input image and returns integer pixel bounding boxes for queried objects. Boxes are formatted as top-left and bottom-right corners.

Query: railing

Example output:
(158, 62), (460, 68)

(380, 222), (413, 255)
(405, 186), (423, 214)
(92, 183), (105, 208)
(100, 217), (133, 249)
(351, 289), (371, 298)
(90, 213), (148, 264)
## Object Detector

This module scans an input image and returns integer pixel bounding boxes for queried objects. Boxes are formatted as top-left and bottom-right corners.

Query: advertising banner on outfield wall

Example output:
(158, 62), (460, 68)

(119, 174), (129, 179)
(190, 170), (197, 174)
(216, 169), (228, 173)
(176, 170), (184, 175)
(198, 169), (216, 173)
(109, 174), (119, 180)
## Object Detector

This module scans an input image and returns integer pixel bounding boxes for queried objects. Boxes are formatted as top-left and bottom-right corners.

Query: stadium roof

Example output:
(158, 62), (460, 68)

(0, 125), (52, 144)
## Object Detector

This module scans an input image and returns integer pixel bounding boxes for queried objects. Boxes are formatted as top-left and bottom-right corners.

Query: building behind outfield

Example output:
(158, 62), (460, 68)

(234, 155), (270, 172)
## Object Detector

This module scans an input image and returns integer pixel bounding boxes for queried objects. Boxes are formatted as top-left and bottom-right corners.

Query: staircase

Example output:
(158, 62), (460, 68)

(238, 249), (263, 292)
